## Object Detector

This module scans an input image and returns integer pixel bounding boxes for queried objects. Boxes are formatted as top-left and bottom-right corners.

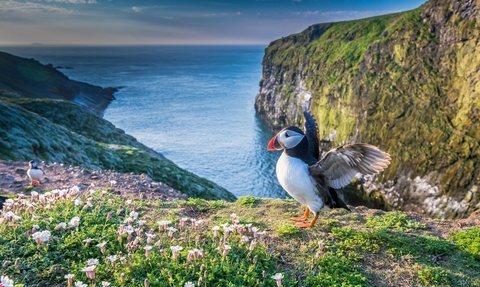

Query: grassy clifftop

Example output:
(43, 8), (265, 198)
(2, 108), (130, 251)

(0, 97), (236, 201)
(255, 0), (480, 218)
(0, 190), (479, 286)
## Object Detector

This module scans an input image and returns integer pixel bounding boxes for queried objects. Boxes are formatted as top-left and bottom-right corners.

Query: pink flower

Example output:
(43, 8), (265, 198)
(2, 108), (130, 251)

(81, 265), (96, 280)
(65, 274), (74, 287)
(170, 245), (183, 260)
(97, 241), (107, 254)
(82, 238), (93, 247)
(157, 220), (171, 231)
(222, 244), (231, 258)
(180, 217), (188, 228)
(251, 227), (258, 237)
(167, 227), (177, 237)
(144, 245), (153, 258)
(271, 273), (284, 287)
(249, 240), (255, 251)
(212, 226), (220, 237)
(146, 233), (156, 244)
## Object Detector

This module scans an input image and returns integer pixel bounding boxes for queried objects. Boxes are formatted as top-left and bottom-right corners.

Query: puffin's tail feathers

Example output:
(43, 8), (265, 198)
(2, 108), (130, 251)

(327, 187), (351, 211)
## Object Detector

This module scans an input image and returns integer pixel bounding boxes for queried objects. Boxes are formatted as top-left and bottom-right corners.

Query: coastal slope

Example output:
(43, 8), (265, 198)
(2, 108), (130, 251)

(255, 0), (480, 218)
(0, 51), (115, 115)
(0, 97), (236, 201)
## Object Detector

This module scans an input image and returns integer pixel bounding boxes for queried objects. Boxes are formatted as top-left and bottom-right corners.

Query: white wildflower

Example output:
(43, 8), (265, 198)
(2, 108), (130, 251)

(68, 216), (80, 228)
(0, 275), (14, 287)
(129, 211), (139, 220)
(87, 258), (99, 266)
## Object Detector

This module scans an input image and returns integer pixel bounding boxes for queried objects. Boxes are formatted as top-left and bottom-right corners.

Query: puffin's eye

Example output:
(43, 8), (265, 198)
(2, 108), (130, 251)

(284, 132), (290, 138)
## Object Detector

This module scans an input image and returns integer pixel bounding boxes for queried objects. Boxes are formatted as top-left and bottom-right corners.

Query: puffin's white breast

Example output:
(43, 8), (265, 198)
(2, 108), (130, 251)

(276, 152), (324, 212)
(28, 169), (43, 180)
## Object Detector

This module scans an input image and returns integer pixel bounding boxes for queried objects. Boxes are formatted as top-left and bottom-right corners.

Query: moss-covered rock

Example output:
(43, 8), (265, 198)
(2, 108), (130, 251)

(255, 0), (480, 218)
(0, 97), (236, 201)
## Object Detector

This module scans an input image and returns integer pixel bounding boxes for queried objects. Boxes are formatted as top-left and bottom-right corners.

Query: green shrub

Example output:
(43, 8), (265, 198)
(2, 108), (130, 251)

(237, 195), (260, 207)
(275, 223), (301, 236)
(305, 252), (368, 287)
(450, 227), (480, 260)
(417, 265), (450, 286)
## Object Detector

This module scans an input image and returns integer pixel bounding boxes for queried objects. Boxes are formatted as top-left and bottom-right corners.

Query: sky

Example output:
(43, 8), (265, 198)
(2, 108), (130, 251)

(0, 0), (427, 45)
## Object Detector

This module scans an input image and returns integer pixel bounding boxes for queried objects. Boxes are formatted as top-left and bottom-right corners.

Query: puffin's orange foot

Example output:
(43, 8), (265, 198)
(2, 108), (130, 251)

(290, 207), (310, 222)
(289, 216), (308, 222)
(295, 214), (319, 228)
(31, 181), (36, 186)
(295, 221), (313, 228)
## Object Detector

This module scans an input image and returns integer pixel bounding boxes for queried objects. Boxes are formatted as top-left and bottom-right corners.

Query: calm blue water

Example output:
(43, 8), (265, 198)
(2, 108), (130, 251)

(1, 45), (286, 198)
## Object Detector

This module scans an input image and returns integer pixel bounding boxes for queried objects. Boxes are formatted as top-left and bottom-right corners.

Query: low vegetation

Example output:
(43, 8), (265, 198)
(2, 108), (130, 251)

(1, 188), (478, 286)
(0, 98), (236, 201)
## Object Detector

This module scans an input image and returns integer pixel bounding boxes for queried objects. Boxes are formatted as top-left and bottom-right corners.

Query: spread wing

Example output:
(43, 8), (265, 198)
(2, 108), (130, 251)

(303, 108), (320, 160)
(309, 143), (391, 189)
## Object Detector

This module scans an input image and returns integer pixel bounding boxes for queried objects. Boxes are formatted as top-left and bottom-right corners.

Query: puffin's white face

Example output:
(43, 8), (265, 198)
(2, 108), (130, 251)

(267, 128), (305, 150)
(277, 129), (304, 149)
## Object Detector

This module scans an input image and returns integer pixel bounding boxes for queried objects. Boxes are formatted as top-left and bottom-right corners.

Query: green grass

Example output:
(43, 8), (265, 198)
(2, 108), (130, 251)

(450, 227), (480, 260)
(1, 191), (478, 287)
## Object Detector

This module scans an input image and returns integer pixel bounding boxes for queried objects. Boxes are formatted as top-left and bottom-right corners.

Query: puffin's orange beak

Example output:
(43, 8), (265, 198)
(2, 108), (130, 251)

(267, 135), (283, 151)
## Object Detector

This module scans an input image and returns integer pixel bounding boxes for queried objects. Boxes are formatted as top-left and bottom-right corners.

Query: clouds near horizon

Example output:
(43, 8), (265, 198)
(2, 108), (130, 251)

(0, 0), (427, 45)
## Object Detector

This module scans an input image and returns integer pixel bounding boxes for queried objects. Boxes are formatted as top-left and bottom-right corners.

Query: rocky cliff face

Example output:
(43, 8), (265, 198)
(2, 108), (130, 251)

(0, 51), (115, 116)
(255, 0), (480, 219)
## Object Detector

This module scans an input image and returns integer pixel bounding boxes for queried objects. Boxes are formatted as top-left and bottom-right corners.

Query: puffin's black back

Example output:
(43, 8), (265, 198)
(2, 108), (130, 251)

(302, 109), (351, 212)
(303, 109), (320, 161)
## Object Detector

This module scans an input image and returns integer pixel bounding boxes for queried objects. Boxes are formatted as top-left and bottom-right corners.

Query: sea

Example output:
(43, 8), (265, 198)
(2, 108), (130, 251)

(1, 45), (287, 198)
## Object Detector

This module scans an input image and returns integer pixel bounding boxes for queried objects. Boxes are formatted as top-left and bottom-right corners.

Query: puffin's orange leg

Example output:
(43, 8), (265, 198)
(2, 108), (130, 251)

(290, 207), (310, 222)
(295, 213), (319, 228)
(31, 180), (36, 186)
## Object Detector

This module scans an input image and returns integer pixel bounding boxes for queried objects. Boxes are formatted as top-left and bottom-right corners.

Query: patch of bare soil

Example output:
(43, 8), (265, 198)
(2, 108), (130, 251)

(0, 160), (187, 201)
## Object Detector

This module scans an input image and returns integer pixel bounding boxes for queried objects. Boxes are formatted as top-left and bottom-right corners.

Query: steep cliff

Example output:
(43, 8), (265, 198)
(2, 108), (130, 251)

(0, 51), (115, 115)
(255, 0), (480, 219)
(0, 97), (236, 201)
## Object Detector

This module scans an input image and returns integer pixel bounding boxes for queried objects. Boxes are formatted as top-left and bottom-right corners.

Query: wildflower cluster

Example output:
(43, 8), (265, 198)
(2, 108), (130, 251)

(0, 187), (289, 286)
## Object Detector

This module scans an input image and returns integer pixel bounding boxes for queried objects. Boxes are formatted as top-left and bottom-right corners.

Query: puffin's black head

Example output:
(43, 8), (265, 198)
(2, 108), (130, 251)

(267, 126), (306, 151)
(29, 160), (38, 169)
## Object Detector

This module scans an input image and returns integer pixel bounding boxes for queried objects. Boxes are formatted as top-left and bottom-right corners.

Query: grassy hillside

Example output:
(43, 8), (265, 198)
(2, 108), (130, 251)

(255, 0), (480, 218)
(0, 51), (115, 115)
(0, 190), (478, 286)
(0, 97), (236, 201)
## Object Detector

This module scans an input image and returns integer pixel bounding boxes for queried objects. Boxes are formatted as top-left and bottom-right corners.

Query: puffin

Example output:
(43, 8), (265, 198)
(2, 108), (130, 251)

(267, 109), (391, 228)
(27, 160), (44, 187)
